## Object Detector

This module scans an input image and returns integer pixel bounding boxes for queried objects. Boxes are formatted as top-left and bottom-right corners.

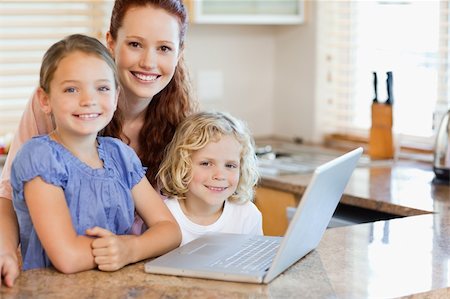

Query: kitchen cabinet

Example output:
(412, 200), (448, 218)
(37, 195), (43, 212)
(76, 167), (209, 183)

(254, 186), (405, 236)
(184, 0), (304, 25)
(254, 186), (298, 236)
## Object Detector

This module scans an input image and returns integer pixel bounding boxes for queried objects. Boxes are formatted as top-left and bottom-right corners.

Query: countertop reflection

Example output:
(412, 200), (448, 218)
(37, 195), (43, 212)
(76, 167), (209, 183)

(318, 215), (450, 298)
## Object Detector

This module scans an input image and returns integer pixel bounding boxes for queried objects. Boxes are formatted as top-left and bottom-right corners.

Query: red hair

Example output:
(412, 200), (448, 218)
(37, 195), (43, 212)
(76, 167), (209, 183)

(102, 0), (197, 186)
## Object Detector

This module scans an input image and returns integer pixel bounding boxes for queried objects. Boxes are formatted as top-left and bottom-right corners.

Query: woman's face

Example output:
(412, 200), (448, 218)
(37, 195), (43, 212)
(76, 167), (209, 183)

(107, 5), (181, 103)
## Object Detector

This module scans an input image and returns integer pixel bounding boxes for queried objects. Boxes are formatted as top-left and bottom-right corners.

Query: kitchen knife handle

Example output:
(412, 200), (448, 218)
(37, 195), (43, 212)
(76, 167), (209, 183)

(386, 71), (393, 105)
(373, 72), (378, 103)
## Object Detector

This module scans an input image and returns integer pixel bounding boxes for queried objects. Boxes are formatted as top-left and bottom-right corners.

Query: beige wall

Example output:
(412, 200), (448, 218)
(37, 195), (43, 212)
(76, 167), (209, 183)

(273, 0), (318, 142)
(184, 1), (318, 142)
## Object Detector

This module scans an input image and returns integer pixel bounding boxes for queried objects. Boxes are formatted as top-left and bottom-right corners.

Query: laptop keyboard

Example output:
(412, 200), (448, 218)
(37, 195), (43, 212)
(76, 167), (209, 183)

(209, 238), (280, 272)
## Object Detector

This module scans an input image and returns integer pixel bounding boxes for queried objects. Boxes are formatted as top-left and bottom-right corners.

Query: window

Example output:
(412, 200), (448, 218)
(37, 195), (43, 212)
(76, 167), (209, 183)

(0, 0), (113, 136)
(316, 0), (449, 149)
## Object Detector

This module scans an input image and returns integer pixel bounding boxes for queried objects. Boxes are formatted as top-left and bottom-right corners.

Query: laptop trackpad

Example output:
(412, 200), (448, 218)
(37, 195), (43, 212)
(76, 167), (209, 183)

(181, 244), (222, 255)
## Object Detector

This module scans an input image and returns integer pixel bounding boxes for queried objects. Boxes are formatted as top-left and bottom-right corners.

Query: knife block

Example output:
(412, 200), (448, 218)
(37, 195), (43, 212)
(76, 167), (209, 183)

(369, 103), (394, 159)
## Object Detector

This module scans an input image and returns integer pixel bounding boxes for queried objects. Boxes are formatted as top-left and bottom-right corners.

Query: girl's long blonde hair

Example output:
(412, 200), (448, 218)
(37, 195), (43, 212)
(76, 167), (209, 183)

(158, 111), (259, 204)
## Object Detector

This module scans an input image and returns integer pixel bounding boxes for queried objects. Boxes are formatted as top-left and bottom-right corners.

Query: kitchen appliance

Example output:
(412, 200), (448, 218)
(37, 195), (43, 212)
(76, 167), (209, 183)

(433, 109), (450, 183)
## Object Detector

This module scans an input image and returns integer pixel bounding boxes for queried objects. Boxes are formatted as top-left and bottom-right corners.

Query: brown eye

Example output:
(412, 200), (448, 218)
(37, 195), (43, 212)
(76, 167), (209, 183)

(128, 42), (141, 48)
(159, 45), (172, 52)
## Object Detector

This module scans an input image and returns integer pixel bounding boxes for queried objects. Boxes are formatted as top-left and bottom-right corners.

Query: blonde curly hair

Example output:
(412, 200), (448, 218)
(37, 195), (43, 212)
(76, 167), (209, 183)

(158, 111), (259, 204)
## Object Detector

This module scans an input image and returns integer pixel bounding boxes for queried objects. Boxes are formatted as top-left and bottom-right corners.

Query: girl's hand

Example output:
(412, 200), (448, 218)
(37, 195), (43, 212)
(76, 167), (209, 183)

(85, 227), (133, 271)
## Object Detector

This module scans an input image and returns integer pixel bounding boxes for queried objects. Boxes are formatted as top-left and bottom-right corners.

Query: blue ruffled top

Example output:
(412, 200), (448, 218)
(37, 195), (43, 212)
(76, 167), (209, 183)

(11, 135), (146, 270)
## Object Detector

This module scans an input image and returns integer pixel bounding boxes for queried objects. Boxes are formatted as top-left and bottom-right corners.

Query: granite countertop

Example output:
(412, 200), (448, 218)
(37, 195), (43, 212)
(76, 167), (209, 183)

(2, 214), (450, 298)
(2, 142), (450, 298)
(260, 159), (448, 217)
(256, 139), (449, 218)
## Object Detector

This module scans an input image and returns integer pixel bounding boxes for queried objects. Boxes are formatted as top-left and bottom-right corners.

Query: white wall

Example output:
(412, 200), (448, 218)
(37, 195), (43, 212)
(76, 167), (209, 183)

(273, 1), (318, 142)
(184, 2), (318, 142)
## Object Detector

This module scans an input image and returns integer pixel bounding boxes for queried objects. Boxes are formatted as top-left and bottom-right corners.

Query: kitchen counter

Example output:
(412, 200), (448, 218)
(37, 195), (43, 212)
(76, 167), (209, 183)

(260, 159), (447, 217)
(2, 214), (450, 298)
(256, 139), (448, 218)
(2, 142), (450, 298)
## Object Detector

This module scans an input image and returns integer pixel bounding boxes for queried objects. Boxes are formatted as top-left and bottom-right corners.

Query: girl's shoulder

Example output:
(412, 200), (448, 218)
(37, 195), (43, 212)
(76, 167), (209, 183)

(97, 136), (146, 187)
(97, 136), (138, 160)
(164, 197), (180, 209)
(98, 136), (129, 148)
(98, 136), (136, 152)
(17, 135), (57, 158)
(11, 135), (69, 188)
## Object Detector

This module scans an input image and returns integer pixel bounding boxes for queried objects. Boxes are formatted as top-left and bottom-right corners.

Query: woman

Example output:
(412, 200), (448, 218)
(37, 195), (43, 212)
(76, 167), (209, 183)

(0, 0), (196, 286)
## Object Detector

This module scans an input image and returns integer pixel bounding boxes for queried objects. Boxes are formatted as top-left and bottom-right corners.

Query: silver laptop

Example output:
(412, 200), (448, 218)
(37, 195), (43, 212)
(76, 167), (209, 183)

(145, 147), (363, 284)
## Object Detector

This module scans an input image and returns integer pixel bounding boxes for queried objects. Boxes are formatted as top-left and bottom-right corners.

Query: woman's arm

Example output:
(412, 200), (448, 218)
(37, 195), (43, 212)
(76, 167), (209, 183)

(0, 198), (19, 287)
(89, 178), (181, 271)
(0, 89), (54, 201)
(0, 90), (54, 285)
(24, 177), (96, 274)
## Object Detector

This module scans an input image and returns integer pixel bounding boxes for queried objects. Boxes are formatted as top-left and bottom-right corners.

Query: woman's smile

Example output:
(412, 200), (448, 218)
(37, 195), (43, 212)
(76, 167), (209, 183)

(131, 71), (160, 82)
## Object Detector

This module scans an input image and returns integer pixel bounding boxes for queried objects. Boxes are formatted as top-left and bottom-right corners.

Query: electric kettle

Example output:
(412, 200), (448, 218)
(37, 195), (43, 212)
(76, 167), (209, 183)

(433, 109), (450, 182)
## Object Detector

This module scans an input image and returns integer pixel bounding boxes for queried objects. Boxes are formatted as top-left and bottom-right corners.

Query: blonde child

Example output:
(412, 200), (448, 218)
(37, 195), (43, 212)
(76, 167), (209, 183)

(10, 34), (181, 272)
(158, 111), (262, 246)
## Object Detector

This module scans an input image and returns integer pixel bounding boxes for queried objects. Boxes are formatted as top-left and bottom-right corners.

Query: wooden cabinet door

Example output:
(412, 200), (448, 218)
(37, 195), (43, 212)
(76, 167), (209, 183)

(254, 187), (298, 236)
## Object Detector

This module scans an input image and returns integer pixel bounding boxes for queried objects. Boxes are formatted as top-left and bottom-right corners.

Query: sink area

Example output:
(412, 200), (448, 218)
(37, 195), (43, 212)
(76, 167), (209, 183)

(257, 144), (393, 175)
(258, 154), (329, 175)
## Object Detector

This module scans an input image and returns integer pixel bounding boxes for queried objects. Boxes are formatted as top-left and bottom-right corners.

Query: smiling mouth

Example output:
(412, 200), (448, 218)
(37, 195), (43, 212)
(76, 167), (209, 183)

(206, 186), (228, 192)
(132, 72), (160, 82)
(74, 113), (100, 119)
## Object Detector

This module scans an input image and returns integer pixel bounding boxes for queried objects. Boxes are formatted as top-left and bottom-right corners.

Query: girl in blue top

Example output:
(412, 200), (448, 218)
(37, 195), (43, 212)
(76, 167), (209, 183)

(10, 34), (181, 273)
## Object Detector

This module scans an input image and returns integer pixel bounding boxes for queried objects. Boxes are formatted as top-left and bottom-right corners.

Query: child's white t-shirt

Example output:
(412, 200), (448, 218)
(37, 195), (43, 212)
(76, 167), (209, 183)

(165, 198), (263, 246)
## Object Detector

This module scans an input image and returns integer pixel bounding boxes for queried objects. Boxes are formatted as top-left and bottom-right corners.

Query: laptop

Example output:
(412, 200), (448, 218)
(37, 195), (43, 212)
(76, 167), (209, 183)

(145, 147), (363, 284)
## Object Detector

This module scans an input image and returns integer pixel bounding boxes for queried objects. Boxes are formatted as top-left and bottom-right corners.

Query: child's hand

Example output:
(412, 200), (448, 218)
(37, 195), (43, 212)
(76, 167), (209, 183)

(85, 227), (133, 271)
(0, 251), (20, 287)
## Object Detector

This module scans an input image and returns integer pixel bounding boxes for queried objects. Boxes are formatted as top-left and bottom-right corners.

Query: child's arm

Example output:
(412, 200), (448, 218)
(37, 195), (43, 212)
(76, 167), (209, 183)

(88, 177), (181, 271)
(130, 177), (182, 259)
(25, 177), (96, 273)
